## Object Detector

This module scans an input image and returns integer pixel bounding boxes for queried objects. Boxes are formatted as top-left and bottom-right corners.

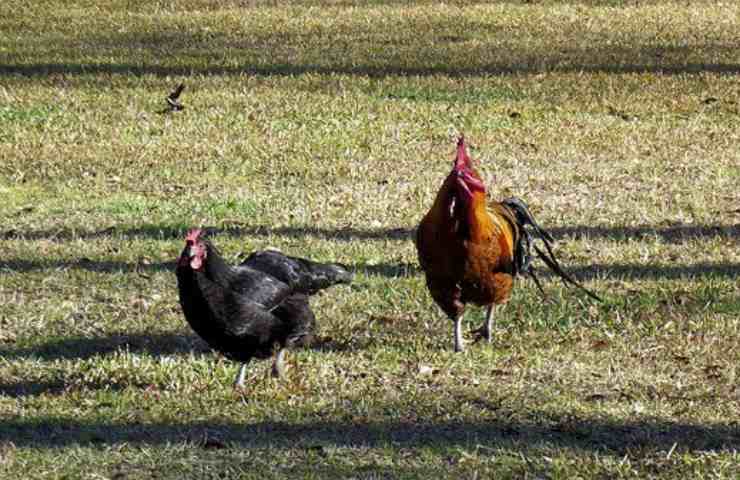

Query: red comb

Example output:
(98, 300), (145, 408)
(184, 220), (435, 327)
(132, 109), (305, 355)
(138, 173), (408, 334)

(185, 228), (203, 243)
(454, 135), (471, 169)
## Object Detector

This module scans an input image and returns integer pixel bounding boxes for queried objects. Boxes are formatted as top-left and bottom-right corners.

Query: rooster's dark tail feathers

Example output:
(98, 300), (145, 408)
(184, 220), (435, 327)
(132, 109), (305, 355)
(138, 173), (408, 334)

(502, 197), (602, 302)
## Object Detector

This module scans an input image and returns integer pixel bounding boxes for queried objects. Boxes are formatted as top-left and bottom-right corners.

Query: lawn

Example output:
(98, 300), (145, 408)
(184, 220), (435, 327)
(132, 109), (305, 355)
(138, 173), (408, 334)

(1, 0), (739, 478)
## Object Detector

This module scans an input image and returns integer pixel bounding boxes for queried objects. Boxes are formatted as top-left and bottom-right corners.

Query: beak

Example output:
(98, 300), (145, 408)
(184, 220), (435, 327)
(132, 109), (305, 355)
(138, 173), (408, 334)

(456, 170), (472, 195)
(188, 245), (205, 271)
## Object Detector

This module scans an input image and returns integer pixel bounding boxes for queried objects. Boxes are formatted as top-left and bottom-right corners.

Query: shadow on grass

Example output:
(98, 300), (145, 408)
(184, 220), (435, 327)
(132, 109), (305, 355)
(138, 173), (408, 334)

(565, 262), (740, 281)
(0, 379), (68, 398)
(0, 332), (207, 362)
(0, 377), (138, 398)
(2, 57), (739, 79)
(2, 256), (738, 280)
(1, 224), (413, 242)
(0, 334), (369, 363)
(1, 8), (739, 80)
(0, 415), (737, 454)
(2, 222), (736, 244)
(0, 258), (176, 274)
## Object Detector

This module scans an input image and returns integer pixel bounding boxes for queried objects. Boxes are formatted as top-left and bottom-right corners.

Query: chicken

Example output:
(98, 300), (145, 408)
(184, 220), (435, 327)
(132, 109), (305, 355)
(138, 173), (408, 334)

(175, 229), (352, 387)
(416, 136), (600, 352)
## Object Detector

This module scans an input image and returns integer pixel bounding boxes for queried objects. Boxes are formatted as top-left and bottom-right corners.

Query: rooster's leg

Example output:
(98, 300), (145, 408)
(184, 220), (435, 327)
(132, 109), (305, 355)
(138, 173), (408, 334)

(454, 314), (465, 353)
(271, 348), (287, 378)
(234, 363), (248, 388)
(482, 305), (495, 342)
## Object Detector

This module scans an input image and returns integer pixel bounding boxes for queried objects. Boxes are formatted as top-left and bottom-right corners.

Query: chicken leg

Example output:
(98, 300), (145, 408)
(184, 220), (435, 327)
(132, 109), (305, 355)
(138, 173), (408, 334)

(234, 362), (249, 388)
(271, 348), (288, 378)
(481, 305), (495, 342)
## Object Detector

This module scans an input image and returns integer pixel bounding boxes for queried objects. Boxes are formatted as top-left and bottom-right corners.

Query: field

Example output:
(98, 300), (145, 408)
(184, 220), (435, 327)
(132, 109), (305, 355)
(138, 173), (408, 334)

(1, 0), (739, 478)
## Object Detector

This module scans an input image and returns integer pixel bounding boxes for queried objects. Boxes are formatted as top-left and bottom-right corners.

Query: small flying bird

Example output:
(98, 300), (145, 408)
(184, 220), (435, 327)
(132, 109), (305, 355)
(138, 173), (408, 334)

(166, 83), (186, 112)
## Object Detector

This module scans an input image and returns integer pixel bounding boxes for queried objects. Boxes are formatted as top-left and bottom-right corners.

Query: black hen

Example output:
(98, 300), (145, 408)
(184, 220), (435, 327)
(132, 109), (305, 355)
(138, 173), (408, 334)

(175, 229), (352, 387)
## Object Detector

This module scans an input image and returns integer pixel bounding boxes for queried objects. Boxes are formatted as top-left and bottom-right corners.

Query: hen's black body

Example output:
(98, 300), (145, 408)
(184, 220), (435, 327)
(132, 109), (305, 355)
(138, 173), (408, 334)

(176, 237), (351, 385)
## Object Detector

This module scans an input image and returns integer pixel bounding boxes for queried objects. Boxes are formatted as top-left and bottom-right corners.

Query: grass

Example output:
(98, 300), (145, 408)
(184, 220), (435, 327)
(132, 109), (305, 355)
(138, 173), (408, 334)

(1, 0), (739, 478)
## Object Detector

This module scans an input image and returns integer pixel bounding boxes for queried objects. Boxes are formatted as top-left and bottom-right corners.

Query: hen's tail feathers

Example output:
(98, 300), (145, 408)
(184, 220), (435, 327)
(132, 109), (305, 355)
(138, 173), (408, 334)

(244, 250), (352, 294)
(502, 197), (602, 302)
(296, 259), (353, 293)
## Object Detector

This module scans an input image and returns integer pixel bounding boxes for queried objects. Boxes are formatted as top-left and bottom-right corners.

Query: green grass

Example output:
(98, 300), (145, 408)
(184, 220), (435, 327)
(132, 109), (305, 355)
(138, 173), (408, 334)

(1, 0), (739, 478)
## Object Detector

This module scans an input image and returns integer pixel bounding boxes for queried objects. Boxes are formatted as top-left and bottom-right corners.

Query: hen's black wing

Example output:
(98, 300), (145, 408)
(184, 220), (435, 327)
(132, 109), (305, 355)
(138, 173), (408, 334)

(226, 263), (294, 311)
(225, 291), (315, 353)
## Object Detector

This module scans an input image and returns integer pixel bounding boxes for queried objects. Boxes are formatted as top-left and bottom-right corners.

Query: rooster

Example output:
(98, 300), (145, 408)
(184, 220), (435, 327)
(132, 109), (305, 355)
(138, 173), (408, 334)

(176, 229), (352, 387)
(416, 137), (600, 352)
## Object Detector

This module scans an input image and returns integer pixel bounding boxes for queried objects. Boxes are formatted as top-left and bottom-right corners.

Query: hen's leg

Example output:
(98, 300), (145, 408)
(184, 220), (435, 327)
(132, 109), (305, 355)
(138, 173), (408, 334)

(271, 348), (288, 378)
(454, 314), (465, 353)
(234, 363), (248, 388)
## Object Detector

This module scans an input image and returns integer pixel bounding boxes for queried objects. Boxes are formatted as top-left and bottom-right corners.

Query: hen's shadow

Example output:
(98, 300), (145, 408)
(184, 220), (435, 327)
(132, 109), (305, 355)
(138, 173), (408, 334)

(0, 332), (208, 362)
